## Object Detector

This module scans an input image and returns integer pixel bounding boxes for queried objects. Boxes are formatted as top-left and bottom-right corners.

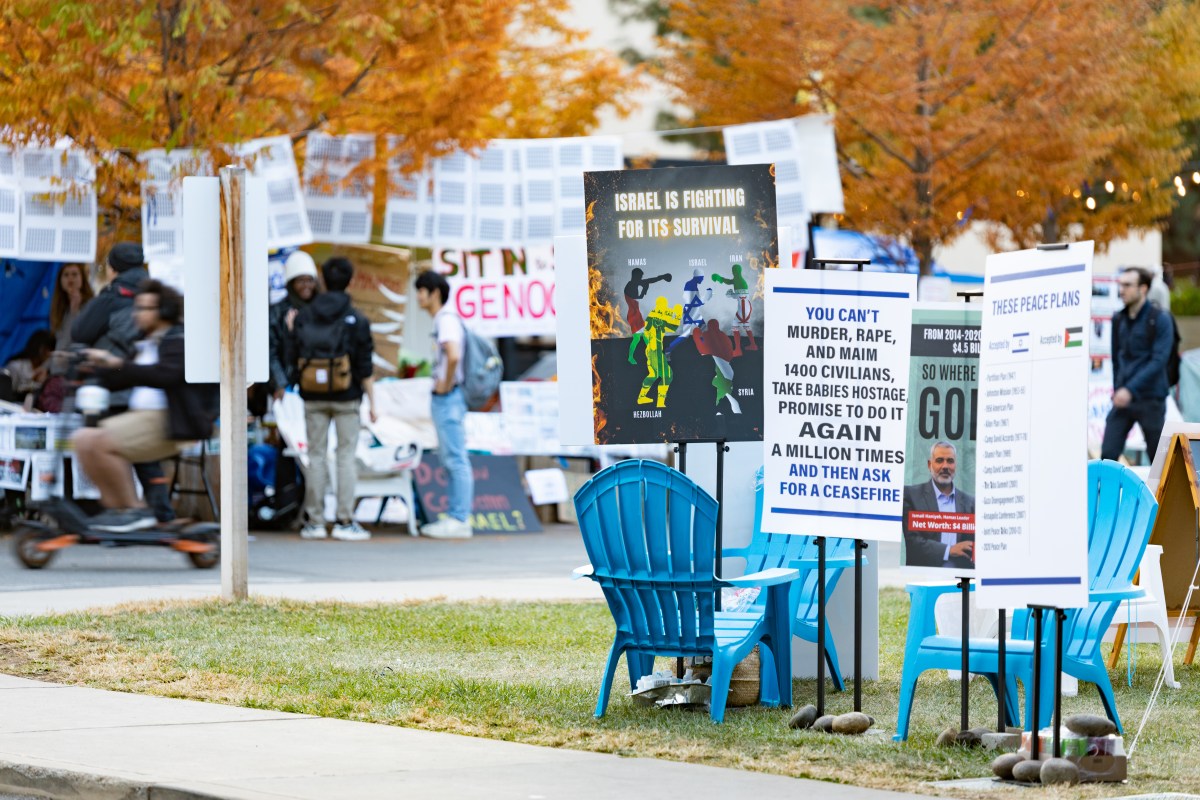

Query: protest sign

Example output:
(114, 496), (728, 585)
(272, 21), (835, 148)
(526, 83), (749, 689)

(583, 164), (778, 445)
(762, 268), (916, 541)
(437, 245), (556, 337)
(902, 304), (981, 575)
(413, 453), (541, 533)
(975, 243), (1093, 609)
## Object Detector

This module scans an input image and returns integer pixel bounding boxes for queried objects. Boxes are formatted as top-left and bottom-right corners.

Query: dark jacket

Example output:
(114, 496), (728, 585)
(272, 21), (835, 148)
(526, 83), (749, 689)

(70, 266), (148, 359)
(99, 325), (218, 441)
(290, 291), (374, 402)
(902, 480), (976, 569)
(268, 293), (310, 392)
(1111, 301), (1173, 402)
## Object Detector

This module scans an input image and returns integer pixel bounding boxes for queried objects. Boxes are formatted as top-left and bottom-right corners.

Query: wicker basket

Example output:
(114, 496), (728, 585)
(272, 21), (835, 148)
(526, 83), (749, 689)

(688, 647), (760, 707)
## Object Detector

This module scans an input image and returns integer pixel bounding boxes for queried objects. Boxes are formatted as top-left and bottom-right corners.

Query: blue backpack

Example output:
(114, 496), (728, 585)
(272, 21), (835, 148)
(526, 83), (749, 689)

(458, 317), (503, 410)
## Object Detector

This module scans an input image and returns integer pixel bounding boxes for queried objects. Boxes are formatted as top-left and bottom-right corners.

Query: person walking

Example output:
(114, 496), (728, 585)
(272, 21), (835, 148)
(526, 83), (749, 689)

(291, 257), (376, 541)
(414, 270), (473, 539)
(1102, 266), (1175, 463)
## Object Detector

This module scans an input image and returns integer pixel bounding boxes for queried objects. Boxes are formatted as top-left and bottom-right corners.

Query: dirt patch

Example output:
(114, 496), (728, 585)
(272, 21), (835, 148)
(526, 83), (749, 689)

(0, 642), (39, 677)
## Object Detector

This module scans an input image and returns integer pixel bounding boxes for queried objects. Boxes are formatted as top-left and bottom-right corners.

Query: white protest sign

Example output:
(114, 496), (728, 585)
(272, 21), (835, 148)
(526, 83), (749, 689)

(438, 245), (556, 337)
(975, 242), (1093, 610)
(525, 467), (570, 505)
(182, 176), (269, 384)
(762, 268), (916, 542)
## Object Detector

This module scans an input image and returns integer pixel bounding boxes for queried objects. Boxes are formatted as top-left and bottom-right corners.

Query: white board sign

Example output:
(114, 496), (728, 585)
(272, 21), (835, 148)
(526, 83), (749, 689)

(762, 268), (917, 542)
(182, 176), (269, 384)
(975, 242), (1093, 609)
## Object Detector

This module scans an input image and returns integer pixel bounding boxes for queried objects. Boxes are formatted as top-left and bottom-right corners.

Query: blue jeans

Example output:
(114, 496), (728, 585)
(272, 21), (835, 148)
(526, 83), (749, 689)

(431, 387), (473, 522)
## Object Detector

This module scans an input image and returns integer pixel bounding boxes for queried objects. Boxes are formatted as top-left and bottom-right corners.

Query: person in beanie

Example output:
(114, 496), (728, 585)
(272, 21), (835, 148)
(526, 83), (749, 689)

(290, 257), (376, 541)
(70, 242), (175, 523)
(268, 250), (320, 401)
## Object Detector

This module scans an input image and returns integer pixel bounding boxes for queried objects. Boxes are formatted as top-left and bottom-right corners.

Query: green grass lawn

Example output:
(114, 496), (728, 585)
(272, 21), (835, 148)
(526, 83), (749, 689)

(1, 589), (1197, 798)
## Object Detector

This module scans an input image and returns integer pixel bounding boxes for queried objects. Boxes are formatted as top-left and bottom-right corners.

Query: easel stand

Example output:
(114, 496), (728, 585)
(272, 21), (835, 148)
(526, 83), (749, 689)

(957, 576), (971, 730)
(809, 257), (871, 716)
(1027, 605), (1067, 760)
(675, 439), (730, 677)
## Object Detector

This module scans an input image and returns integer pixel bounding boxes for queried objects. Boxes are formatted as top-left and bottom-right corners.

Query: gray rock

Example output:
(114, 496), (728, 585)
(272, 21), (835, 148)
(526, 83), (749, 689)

(981, 731), (1023, 752)
(954, 729), (982, 747)
(1040, 757), (1080, 785)
(831, 711), (872, 735)
(1064, 713), (1117, 738)
(991, 752), (1025, 780)
(1011, 759), (1043, 783)
(813, 715), (835, 733)
(968, 726), (992, 739)
(935, 726), (959, 747)
(788, 704), (819, 730)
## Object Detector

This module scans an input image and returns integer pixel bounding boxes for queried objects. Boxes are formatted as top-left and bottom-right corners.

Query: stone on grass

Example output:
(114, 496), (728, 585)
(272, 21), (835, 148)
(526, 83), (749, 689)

(831, 712), (872, 735)
(991, 752), (1025, 780)
(981, 731), (1023, 752)
(1040, 757), (1080, 786)
(1011, 759), (1043, 783)
(813, 715), (835, 733)
(935, 726), (959, 747)
(968, 726), (991, 739)
(788, 704), (819, 730)
(1064, 713), (1116, 738)
(954, 729), (982, 747)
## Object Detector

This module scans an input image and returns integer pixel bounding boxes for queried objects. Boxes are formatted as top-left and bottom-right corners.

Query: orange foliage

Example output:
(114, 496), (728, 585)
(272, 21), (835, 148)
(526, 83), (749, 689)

(658, 0), (1200, 272)
(0, 0), (638, 238)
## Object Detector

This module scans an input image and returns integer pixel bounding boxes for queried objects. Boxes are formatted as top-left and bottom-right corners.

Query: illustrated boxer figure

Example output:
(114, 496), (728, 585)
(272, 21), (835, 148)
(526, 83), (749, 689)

(667, 268), (713, 353)
(712, 263), (758, 351)
(628, 296), (683, 408)
(622, 268), (671, 333)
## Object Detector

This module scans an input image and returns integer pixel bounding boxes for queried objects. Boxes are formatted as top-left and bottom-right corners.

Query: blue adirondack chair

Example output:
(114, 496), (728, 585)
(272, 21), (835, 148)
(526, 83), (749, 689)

(573, 459), (800, 723)
(894, 460), (1157, 741)
(719, 467), (863, 691)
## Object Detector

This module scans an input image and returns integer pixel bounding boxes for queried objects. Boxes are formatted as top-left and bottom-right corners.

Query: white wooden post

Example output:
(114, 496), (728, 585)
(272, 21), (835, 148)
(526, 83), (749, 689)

(219, 166), (248, 600)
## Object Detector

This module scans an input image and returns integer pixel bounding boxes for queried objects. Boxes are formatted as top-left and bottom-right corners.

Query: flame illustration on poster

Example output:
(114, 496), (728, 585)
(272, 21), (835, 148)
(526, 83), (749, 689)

(582, 164), (779, 445)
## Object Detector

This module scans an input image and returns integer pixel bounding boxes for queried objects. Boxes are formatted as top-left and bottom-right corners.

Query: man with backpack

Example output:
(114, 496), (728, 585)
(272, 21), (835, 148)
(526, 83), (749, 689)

(415, 270), (475, 539)
(1102, 266), (1178, 463)
(291, 257), (376, 541)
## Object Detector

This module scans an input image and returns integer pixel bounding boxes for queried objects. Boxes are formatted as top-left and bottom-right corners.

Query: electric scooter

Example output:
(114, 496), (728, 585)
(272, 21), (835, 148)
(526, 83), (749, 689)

(10, 370), (220, 570)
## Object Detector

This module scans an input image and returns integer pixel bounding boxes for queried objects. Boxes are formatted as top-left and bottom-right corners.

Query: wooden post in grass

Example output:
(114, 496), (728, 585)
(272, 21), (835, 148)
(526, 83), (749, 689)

(219, 166), (248, 601)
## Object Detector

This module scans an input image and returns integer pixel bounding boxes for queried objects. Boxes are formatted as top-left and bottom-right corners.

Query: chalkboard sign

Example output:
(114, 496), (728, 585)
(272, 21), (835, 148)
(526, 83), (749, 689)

(413, 453), (542, 534)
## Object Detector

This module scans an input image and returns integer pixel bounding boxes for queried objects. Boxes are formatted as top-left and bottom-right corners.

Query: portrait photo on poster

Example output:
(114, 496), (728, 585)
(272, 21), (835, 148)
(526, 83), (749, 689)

(901, 303), (980, 576)
(583, 163), (779, 445)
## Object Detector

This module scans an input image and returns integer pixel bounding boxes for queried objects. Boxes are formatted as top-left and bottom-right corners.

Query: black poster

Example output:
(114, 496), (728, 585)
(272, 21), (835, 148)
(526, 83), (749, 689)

(584, 164), (779, 444)
(413, 453), (542, 534)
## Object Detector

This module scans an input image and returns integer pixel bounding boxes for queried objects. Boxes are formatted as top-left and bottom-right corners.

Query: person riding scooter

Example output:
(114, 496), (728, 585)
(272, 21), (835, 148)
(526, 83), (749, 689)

(72, 280), (217, 532)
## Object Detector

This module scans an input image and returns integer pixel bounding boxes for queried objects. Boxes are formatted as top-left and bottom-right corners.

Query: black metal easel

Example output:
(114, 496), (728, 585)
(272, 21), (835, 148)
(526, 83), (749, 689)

(809, 256), (871, 715)
(1027, 605), (1067, 760)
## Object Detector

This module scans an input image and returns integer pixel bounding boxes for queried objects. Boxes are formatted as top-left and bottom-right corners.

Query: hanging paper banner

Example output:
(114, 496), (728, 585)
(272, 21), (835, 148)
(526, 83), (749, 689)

(436, 245), (555, 337)
(140, 149), (212, 261)
(17, 146), (97, 262)
(235, 135), (313, 250)
(302, 133), (374, 244)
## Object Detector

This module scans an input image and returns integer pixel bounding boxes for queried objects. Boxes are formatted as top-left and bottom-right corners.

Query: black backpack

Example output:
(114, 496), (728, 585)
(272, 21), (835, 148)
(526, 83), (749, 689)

(1146, 304), (1182, 387)
(296, 312), (354, 394)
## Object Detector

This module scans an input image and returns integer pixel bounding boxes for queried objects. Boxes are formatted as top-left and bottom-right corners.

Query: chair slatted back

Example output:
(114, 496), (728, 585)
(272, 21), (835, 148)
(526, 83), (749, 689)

(575, 460), (720, 654)
(746, 468), (854, 618)
(1011, 461), (1157, 661)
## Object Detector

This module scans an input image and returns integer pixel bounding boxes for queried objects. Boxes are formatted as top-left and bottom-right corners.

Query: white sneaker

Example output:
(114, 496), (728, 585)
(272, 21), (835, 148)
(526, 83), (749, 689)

(331, 520), (371, 541)
(300, 523), (328, 540)
(421, 517), (472, 539)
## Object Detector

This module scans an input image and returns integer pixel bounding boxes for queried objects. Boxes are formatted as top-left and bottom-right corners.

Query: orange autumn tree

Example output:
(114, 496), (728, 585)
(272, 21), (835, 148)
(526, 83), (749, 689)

(658, 0), (1200, 273)
(0, 0), (635, 236)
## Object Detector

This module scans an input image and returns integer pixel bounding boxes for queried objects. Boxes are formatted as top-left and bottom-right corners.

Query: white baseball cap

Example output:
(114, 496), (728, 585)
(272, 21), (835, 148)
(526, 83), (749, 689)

(284, 251), (318, 284)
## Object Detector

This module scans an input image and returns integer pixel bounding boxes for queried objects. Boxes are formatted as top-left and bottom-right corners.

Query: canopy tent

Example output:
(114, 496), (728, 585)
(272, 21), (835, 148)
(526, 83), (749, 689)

(0, 260), (57, 365)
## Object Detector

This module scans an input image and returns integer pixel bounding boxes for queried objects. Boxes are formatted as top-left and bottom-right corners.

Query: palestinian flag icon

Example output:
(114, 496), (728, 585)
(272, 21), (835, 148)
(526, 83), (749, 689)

(1065, 326), (1084, 348)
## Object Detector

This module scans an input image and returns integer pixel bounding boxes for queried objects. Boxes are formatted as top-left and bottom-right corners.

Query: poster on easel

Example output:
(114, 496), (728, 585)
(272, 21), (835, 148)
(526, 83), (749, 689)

(583, 163), (779, 445)
(761, 268), (917, 542)
(901, 303), (981, 575)
(0, 452), (31, 490)
(975, 242), (1093, 610)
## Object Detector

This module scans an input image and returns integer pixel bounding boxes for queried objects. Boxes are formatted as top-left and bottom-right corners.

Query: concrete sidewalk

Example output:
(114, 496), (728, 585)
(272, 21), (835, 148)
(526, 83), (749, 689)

(0, 674), (935, 800)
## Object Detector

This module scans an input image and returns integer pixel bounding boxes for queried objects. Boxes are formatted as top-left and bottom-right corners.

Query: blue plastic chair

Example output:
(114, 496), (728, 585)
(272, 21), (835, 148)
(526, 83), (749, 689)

(720, 467), (863, 691)
(573, 460), (800, 723)
(894, 460), (1157, 741)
